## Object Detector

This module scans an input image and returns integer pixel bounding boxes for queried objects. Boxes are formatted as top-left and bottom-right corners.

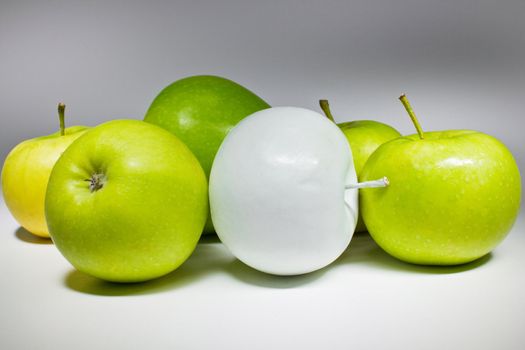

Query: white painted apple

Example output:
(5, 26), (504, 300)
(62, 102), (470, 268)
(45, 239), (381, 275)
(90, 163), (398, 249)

(209, 107), (386, 275)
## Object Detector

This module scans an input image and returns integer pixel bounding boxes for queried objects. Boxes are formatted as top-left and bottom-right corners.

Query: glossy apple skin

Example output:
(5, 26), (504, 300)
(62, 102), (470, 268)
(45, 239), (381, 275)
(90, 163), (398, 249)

(339, 120), (401, 232)
(1, 126), (89, 237)
(361, 130), (521, 265)
(45, 120), (208, 282)
(210, 107), (358, 275)
(144, 75), (270, 233)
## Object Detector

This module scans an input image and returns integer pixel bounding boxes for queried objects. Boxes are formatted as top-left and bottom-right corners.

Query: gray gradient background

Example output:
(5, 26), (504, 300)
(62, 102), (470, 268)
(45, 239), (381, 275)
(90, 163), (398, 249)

(1, 0), (524, 186)
(1, 2), (525, 349)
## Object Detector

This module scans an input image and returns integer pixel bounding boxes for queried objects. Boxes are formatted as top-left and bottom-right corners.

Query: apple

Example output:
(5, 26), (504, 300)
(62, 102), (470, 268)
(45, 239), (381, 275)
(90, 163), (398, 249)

(319, 99), (401, 232)
(1, 103), (89, 237)
(45, 120), (208, 282)
(209, 107), (387, 275)
(144, 75), (270, 233)
(360, 94), (522, 265)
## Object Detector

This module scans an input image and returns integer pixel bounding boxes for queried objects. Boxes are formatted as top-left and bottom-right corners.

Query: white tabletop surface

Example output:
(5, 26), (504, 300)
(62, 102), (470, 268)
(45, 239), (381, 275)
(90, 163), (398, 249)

(1, 196), (524, 350)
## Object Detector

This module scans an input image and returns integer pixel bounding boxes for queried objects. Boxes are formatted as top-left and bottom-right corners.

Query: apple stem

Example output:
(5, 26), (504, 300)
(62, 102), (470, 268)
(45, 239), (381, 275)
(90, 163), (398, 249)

(346, 177), (389, 189)
(399, 94), (425, 140)
(319, 99), (336, 123)
(85, 173), (106, 193)
(58, 103), (66, 136)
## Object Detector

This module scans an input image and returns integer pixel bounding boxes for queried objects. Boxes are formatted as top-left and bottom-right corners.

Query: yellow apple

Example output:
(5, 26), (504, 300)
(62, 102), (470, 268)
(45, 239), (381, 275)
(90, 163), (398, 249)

(1, 103), (89, 237)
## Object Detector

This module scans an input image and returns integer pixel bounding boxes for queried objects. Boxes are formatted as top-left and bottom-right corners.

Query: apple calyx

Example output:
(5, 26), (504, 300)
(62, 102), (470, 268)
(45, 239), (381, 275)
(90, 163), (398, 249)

(58, 103), (66, 136)
(346, 177), (389, 190)
(85, 173), (106, 193)
(399, 94), (425, 140)
(319, 99), (336, 123)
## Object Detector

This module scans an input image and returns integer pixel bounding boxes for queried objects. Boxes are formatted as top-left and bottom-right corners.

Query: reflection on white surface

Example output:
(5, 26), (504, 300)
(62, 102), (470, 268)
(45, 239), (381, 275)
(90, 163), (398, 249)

(1, 196), (524, 350)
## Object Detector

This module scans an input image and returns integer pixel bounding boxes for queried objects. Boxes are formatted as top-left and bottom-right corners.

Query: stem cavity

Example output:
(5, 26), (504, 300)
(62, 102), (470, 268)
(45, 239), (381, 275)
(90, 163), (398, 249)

(85, 173), (106, 193)
(319, 99), (336, 123)
(399, 94), (425, 140)
(58, 102), (66, 136)
(346, 177), (389, 190)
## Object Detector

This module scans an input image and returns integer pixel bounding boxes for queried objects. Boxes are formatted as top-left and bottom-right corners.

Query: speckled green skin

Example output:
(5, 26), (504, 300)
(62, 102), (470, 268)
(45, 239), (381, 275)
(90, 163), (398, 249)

(360, 130), (521, 265)
(339, 121), (401, 232)
(144, 75), (270, 233)
(45, 120), (208, 282)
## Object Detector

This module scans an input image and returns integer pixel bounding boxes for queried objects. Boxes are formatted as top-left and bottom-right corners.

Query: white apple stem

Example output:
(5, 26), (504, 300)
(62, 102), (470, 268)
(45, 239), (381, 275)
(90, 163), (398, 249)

(345, 177), (389, 189)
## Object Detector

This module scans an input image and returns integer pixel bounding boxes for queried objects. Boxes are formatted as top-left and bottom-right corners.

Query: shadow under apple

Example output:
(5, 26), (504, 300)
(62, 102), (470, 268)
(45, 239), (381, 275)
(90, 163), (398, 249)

(63, 229), (493, 295)
(14, 227), (52, 245)
(225, 259), (325, 289)
(63, 237), (235, 296)
(337, 232), (492, 274)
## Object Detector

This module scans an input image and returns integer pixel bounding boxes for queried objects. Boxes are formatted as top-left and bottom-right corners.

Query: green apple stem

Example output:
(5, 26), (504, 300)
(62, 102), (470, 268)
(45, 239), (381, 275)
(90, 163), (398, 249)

(58, 103), (66, 136)
(399, 94), (425, 140)
(319, 99), (336, 123)
(346, 177), (389, 189)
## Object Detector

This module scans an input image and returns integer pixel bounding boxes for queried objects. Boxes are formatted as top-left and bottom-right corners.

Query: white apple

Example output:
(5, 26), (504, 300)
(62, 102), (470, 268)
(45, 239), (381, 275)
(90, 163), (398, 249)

(209, 107), (386, 275)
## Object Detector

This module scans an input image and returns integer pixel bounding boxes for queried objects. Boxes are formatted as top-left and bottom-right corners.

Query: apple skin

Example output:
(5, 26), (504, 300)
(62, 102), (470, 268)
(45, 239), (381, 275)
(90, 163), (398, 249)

(338, 120), (401, 232)
(144, 75), (270, 233)
(360, 130), (521, 265)
(209, 107), (358, 275)
(45, 120), (208, 282)
(1, 126), (89, 237)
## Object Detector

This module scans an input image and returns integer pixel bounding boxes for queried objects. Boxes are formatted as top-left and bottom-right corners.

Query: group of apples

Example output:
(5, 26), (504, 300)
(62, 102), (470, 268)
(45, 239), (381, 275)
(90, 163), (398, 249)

(1, 75), (521, 282)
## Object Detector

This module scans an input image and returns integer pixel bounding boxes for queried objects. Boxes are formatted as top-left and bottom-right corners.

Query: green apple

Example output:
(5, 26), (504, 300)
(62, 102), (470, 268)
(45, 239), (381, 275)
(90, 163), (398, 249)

(1, 104), (89, 237)
(45, 120), (208, 282)
(360, 94), (521, 265)
(144, 75), (270, 233)
(319, 99), (401, 232)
